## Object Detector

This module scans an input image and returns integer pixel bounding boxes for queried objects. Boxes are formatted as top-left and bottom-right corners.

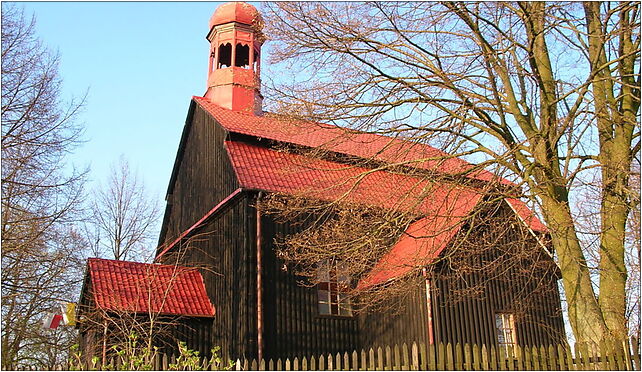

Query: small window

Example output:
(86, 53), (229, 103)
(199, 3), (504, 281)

(218, 43), (232, 68)
(317, 259), (352, 316)
(495, 313), (517, 347)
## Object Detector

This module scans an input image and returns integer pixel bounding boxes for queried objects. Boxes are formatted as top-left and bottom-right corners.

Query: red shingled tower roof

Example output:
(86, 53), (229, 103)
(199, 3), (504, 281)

(85, 258), (215, 317)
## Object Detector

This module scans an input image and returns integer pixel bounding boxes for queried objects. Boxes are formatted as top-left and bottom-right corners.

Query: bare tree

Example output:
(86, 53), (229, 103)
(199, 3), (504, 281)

(261, 2), (640, 344)
(88, 156), (160, 261)
(1, 5), (88, 368)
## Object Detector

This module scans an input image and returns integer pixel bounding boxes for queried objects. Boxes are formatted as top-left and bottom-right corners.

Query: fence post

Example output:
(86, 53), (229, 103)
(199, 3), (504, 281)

(344, 352), (350, 371)
(310, 356), (316, 371)
(319, 355), (325, 371)
(293, 357), (299, 371)
(385, 346), (392, 371)
(489, 345), (497, 371)
(277, 358), (282, 371)
(428, 343), (437, 370)
(464, 343), (472, 371)
(402, 344), (410, 371)
(269, 359), (275, 370)
(446, 343), (454, 371)
(411, 343), (419, 371)
(335, 353), (341, 371)
(394, 345), (401, 370)
(481, 344), (489, 371)
(369, 348), (375, 370)
(377, 347), (384, 371)
(438, 342), (446, 370)
(284, 358), (290, 371)
(471, 344), (480, 371)
(352, 350), (358, 371)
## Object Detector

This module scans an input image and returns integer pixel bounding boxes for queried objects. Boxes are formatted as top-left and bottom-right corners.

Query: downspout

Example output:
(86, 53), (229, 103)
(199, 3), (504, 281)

(423, 268), (435, 345)
(256, 192), (264, 362)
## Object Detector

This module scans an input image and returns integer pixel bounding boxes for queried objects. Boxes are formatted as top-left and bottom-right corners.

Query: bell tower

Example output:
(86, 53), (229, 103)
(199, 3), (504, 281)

(205, 2), (264, 115)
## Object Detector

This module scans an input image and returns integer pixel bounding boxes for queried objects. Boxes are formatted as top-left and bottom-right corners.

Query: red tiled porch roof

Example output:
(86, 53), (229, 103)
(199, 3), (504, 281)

(86, 258), (215, 317)
(194, 96), (513, 186)
(357, 195), (480, 289)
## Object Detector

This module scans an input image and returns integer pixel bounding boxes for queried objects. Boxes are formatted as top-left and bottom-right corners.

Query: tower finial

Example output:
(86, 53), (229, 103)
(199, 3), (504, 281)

(205, 2), (263, 115)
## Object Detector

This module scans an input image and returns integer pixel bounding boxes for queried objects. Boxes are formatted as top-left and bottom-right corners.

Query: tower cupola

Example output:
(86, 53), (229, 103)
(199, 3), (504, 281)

(205, 2), (264, 115)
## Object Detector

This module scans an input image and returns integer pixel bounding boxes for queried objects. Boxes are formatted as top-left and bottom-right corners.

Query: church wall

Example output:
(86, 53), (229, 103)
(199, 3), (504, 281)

(261, 214), (361, 360)
(159, 102), (239, 248)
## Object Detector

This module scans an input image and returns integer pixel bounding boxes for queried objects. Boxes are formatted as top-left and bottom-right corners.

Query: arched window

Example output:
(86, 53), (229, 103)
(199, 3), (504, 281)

(218, 43), (232, 68)
(235, 43), (250, 68)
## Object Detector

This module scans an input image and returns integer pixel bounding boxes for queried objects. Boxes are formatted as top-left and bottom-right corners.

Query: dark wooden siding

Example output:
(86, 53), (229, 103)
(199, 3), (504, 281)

(429, 205), (565, 347)
(359, 204), (565, 349)
(359, 286), (430, 349)
(159, 102), (238, 247)
(167, 193), (257, 361)
(261, 214), (361, 360)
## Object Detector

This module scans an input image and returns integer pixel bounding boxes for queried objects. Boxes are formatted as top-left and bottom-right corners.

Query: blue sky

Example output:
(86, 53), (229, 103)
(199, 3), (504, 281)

(13, 2), (265, 233)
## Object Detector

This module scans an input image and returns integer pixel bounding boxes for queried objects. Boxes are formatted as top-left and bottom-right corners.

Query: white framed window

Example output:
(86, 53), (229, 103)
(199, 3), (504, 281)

(495, 312), (517, 347)
(317, 259), (352, 316)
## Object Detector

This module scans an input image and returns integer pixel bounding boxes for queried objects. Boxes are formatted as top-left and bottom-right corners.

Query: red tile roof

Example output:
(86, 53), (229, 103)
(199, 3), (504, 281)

(225, 140), (482, 215)
(357, 196), (481, 289)
(87, 258), (215, 317)
(194, 96), (513, 186)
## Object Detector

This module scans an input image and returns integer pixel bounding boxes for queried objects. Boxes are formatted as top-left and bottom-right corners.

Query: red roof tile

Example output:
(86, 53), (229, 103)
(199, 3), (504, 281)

(194, 96), (512, 185)
(225, 141), (482, 214)
(357, 193), (481, 289)
(87, 258), (215, 317)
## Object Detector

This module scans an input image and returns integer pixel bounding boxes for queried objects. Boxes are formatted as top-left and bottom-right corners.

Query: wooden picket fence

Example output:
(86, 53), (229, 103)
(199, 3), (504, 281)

(56, 337), (641, 370)
(232, 338), (641, 371)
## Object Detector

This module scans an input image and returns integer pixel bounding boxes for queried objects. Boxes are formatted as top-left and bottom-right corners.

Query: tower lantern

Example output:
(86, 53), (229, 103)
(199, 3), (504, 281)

(205, 2), (264, 115)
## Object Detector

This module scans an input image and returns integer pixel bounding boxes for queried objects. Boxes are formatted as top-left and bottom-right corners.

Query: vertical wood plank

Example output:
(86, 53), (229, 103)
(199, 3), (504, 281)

(277, 358), (282, 371)
(402, 344), (410, 371)
(515, 345), (524, 371)
(574, 343), (583, 370)
(251, 359), (258, 370)
(385, 346), (392, 371)
(293, 357), (299, 371)
(352, 350), (359, 371)
(334, 353), (340, 371)
(445, 342), (454, 371)
(481, 344), (489, 370)
(344, 352), (350, 371)
(472, 344), (480, 371)
(369, 348), (375, 371)
(269, 359), (275, 371)
(489, 345), (497, 371)
(259, 359), (266, 371)
(506, 345), (515, 371)
(622, 339), (633, 371)
(464, 343), (473, 371)
(532, 346), (540, 370)
(319, 355), (325, 371)
(394, 345), (401, 371)
(557, 344), (567, 371)
(428, 343), (436, 371)
(438, 342), (446, 371)
(548, 344), (557, 371)
(411, 343), (419, 371)
(524, 345), (532, 371)
(310, 356), (316, 371)
(301, 357), (307, 371)
(377, 347), (384, 371)
(565, 344), (575, 371)
(360, 350), (367, 371)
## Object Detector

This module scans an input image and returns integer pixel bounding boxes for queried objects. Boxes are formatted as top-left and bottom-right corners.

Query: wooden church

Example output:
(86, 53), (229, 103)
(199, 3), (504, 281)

(77, 2), (565, 363)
